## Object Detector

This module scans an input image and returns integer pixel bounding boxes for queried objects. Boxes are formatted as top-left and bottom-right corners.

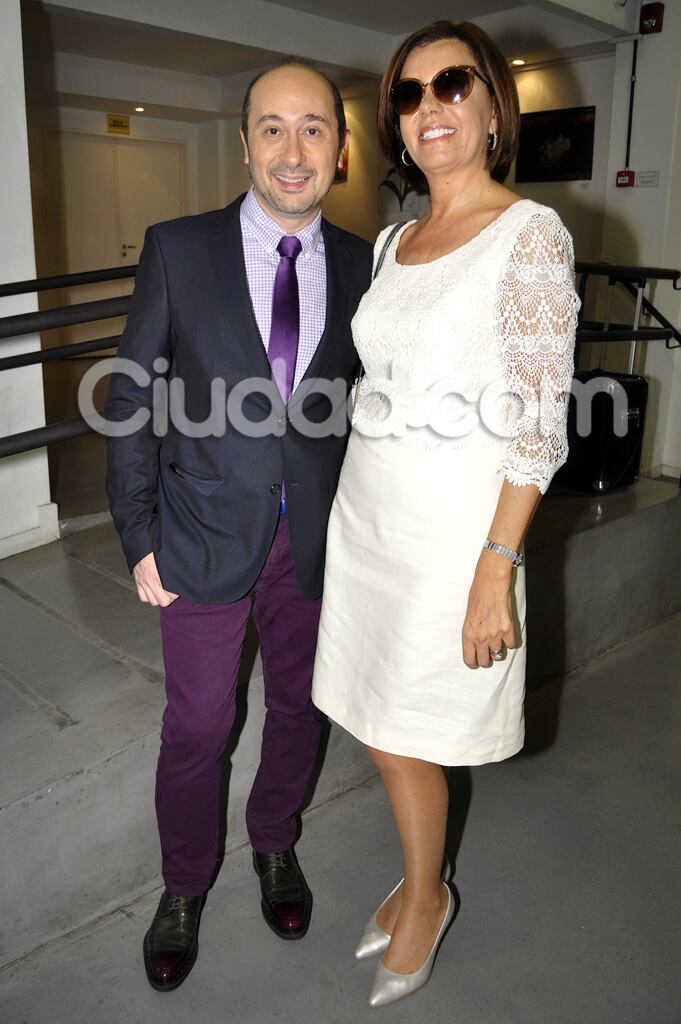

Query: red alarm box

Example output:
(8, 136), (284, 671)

(616, 169), (636, 188)
(640, 3), (664, 34)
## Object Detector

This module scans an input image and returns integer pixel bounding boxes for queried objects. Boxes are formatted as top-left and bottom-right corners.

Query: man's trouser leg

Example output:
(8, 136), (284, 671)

(246, 515), (323, 853)
(156, 592), (251, 895)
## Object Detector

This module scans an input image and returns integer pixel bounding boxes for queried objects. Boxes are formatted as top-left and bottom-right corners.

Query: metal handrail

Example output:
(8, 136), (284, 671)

(577, 325), (672, 343)
(0, 334), (121, 372)
(0, 295), (131, 340)
(575, 260), (680, 285)
(0, 265), (137, 458)
(0, 418), (94, 459)
(620, 282), (681, 350)
(575, 260), (681, 353)
(0, 265), (136, 297)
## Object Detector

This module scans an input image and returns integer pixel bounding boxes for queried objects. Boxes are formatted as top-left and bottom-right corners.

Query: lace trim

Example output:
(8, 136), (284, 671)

(500, 448), (569, 494)
(495, 211), (579, 489)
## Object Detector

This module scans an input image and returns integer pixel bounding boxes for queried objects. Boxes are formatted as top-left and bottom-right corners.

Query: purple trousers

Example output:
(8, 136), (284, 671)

(156, 515), (322, 896)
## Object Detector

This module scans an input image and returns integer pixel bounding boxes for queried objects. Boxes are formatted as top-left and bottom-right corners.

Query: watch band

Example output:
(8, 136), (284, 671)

(483, 539), (524, 567)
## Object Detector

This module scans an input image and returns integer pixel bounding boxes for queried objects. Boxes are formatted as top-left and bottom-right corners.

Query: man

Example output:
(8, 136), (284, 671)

(105, 58), (372, 991)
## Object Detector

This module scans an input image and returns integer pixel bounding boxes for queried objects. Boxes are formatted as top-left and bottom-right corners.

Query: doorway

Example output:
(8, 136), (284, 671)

(34, 128), (186, 519)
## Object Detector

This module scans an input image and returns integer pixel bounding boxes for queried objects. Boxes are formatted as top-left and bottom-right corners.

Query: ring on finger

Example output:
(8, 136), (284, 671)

(490, 644), (505, 662)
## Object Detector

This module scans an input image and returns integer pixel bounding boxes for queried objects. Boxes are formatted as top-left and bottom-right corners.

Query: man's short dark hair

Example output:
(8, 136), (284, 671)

(241, 57), (347, 154)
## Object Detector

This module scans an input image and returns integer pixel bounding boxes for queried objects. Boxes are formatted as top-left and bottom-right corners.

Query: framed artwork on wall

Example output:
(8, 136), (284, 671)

(516, 105), (595, 183)
(334, 137), (350, 183)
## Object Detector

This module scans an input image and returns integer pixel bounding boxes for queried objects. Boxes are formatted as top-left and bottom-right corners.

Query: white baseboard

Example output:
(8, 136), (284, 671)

(0, 502), (60, 560)
(648, 464), (681, 482)
(59, 510), (112, 537)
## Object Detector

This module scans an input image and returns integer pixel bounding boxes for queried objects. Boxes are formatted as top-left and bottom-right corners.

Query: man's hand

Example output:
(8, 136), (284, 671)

(132, 552), (179, 607)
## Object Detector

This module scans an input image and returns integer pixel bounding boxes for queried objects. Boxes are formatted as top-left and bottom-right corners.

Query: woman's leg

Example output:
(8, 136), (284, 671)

(368, 746), (450, 972)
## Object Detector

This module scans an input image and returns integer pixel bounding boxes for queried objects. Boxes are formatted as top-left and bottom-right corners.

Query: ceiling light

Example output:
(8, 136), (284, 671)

(511, 59), (526, 66)
(134, 105), (145, 112)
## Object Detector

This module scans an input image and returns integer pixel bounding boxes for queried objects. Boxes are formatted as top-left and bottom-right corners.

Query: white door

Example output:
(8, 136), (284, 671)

(116, 138), (184, 270)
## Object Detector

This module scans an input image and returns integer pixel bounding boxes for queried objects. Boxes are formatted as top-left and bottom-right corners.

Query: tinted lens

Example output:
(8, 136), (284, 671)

(432, 67), (474, 105)
(391, 79), (424, 115)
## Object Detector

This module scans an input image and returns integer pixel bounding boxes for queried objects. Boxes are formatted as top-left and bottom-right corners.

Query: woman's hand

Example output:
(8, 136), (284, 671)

(462, 551), (517, 669)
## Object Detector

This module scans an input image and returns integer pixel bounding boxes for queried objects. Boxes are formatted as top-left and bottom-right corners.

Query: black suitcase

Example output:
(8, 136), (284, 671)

(552, 369), (648, 493)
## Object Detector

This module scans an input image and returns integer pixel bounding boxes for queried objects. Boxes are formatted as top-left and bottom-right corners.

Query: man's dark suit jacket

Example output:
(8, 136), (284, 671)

(105, 193), (373, 603)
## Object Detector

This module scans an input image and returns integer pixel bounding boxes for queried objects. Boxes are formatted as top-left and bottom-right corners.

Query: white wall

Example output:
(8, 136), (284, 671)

(660, 51), (681, 480)
(44, 0), (394, 76)
(323, 92), (382, 243)
(197, 121), (220, 212)
(27, 50), (223, 119)
(600, 8), (681, 478)
(0, 1), (58, 559)
(510, 51), (615, 261)
(476, 4), (612, 51)
(217, 116), (251, 209)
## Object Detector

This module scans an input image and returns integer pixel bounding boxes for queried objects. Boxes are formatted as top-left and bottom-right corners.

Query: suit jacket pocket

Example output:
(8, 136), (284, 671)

(166, 461), (223, 496)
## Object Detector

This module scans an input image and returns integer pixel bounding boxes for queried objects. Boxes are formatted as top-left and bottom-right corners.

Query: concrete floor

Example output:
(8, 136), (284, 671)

(1, 609), (680, 1024)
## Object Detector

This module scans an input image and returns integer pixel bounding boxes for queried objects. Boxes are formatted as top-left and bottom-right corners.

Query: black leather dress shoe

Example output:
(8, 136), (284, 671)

(143, 890), (206, 991)
(252, 846), (312, 940)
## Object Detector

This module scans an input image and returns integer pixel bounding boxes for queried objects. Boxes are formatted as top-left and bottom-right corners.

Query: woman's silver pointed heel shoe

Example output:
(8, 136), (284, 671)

(368, 883), (454, 1008)
(354, 857), (452, 961)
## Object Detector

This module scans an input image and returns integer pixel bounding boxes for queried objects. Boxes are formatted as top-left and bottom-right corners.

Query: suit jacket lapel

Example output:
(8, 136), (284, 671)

(295, 219), (351, 392)
(207, 196), (275, 383)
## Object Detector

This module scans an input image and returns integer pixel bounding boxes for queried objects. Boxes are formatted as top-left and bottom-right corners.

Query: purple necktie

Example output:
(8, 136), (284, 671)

(268, 234), (301, 508)
(268, 234), (302, 404)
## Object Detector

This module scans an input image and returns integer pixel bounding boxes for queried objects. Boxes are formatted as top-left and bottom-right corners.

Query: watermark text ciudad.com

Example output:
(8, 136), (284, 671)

(79, 357), (635, 441)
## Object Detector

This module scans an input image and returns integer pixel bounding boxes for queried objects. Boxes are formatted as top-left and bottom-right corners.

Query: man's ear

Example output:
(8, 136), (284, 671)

(240, 128), (249, 165)
(338, 128), (351, 167)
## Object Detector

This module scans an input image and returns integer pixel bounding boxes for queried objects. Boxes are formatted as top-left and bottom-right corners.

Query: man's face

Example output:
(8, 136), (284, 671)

(241, 66), (349, 227)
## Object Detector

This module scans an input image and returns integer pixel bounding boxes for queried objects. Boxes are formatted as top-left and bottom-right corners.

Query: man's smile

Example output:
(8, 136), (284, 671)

(272, 170), (314, 192)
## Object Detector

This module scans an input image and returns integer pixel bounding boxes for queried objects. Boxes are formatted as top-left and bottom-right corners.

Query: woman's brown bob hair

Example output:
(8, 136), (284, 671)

(377, 20), (520, 194)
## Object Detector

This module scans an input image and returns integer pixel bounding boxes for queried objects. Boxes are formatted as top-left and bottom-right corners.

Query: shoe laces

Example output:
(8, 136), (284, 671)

(168, 894), (193, 912)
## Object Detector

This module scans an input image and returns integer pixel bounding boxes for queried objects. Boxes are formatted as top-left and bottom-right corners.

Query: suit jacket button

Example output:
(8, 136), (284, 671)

(270, 483), (281, 495)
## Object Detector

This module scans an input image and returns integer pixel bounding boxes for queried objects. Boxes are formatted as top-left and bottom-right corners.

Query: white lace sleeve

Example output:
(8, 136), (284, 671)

(495, 210), (580, 494)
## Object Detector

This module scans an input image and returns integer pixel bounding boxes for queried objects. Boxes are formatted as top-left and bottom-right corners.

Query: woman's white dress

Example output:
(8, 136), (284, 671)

(311, 200), (579, 765)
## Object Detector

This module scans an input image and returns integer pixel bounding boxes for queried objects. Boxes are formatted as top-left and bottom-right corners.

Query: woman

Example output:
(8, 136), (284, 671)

(312, 20), (579, 1008)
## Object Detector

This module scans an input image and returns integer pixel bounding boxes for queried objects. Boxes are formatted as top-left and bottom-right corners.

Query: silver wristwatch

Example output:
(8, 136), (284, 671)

(483, 539), (524, 567)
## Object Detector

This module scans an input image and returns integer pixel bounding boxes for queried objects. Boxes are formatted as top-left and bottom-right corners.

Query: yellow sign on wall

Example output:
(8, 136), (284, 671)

(107, 114), (130, 136)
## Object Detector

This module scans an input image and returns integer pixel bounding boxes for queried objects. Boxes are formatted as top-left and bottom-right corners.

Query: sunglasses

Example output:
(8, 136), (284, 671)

(391, 64), (493, 116)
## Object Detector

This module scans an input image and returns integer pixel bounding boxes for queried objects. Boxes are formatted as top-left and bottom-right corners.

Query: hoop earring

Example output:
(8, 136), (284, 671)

(487, 131), (498, 153)
(401, 147), (414, 167)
